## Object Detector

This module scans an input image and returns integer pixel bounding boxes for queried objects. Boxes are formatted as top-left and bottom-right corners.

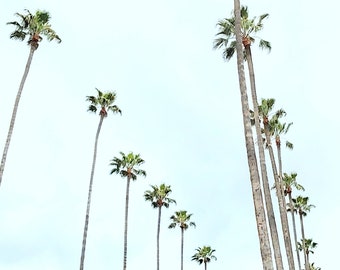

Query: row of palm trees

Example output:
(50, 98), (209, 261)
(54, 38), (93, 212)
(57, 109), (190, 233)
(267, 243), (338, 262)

(0, 8), (218, 270)
(214, 2), (321, 270)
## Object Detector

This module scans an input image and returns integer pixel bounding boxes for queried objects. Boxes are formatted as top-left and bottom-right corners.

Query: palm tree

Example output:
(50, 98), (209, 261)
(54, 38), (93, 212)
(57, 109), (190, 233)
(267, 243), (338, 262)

(80, 89), (121, 270)
(110, 152), (146, 270)
(191, 246), (217, 270)
(282, 173), (305, 270)
(0, 9), (61, 187)
(169, 210), (196, 270)
(221, 2), (274, 269)
(258, 98), (295, 269)
(289, 196), (315, 270)
(144, 183), (176, 270)
(298, 238), (318, 269)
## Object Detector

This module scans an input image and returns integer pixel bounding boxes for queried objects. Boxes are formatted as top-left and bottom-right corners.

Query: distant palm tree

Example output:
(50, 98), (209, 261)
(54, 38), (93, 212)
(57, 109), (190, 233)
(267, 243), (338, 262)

(298, 238), (318, 270)
(289, 196), (315, 270)
(80, 89), (121, 270)
(144, 183), (176, 270)
(0, 9), (61, 187)
(169, 210), (196, 270)
(191, 246), (217, 270)
(110, 152), (146, 270)
(282, 173), (305, 270)
(215, 3), (274, 268)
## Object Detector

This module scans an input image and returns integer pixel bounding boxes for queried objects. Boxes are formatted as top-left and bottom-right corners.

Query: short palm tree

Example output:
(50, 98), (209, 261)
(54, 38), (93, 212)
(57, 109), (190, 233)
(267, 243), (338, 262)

(191, 246), (217, 270)
(215, 3), (274, 268)
(0, 9), (61, 187)
(110, 152), (146, 270)
(144, 183), (176, 270)
(289, 196), (315, 270)
(282, 173), (305, 270)
(169, 210), (196, 270)
(80, 89), (121, 270)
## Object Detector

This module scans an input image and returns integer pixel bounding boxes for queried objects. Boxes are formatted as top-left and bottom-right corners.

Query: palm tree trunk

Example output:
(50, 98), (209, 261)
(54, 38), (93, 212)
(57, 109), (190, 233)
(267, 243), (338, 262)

(157, 206), (161, 270)
(180, 227), (184, 270)
(233, 1), (273, 269)
(79, 115), (104, 270)
(123, 175), (131, 270)
(299, 214), (309, 270)
(263, 127), (295, 270)
(0, 46), (36, 186)
(244, 45), (284, 270)
(204, 261), (207, 270)
(289, 193), (302, 270)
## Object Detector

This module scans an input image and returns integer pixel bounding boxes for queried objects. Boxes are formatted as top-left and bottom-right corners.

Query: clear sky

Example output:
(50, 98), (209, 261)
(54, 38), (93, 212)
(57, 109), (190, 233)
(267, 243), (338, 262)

(0, 0), (338, 269)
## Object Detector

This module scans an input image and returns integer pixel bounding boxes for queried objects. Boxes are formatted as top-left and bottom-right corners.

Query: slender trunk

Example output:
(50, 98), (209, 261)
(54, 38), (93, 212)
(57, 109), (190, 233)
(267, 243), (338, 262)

(289, 193), (302, 270)
(233, 1), (273, 269)
(204, 261), (207, 270)
(263, 126), (295, 270)
(156, 206), (161, 270)
(79, 115), (104, 270)
(0, 46), (36, 186)
(244, 45), (283, 270)
(299, 213), (309, 270)
(123, 176), (131, 270)
(180, 227), (184, 270)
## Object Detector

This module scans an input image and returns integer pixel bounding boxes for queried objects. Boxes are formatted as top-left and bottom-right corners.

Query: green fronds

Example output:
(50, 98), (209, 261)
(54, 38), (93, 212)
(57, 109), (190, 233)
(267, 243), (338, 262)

(214, 5), (270, 61)
(259, 39), (272, 52)
(110, 152), (146, 181)
(144, 183), (176, 209)
(169, 210), (196, 230)
(7, 9), (61, 46)
(86, 88), (121, 117)
(192, 246), (217, 265)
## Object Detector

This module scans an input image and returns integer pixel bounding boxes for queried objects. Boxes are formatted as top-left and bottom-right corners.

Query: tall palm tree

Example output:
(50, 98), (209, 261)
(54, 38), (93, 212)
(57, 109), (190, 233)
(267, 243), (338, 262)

(110, 152), (146, 270)
(80, 89), (121, 270)
(282, 173), (305, 270)
(0, 9), (61, 187)
(144, 183), (176, 270)
(258, 98), (295, 269)
(298, 238), (318, 269)
(221, 2), (274, 269)
(290, 196), (315, 270)
(169, 210), (196, 270)
(191, 246), (217, 270)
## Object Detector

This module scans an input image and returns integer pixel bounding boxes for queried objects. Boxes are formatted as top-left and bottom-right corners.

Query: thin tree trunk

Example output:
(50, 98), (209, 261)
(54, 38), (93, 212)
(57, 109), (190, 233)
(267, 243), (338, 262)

(123, 176), (131, 270)
(263, 127), (295, 270)
(0, 46), (36, 186)
(79, 115), (104, 270)
(289, 193), (302, 270)
(233, 1), (273, 269)
(299, 214), (309, 270)
(244, 45), (284, 270)
(180, 227), (184, 270)
(204, 261), (207, 270)
(157, 206), (161, 270)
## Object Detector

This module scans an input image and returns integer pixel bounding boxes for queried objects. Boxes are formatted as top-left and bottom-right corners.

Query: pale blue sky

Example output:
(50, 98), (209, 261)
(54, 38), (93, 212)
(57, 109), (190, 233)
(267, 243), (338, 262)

(0, 0), (338, 269)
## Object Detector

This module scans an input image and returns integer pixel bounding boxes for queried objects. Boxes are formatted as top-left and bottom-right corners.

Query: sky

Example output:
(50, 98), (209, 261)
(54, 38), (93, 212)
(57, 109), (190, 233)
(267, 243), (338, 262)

(0, 0), (339, 269)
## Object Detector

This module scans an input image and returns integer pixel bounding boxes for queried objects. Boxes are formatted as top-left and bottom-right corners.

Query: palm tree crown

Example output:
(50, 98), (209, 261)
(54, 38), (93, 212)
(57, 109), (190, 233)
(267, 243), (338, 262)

(290, 196), (315, 217)
(144, 183), (176, 208)
(213, 5), (270, 60)
(7, 9), (61, 49)
(110, 152), (146, 179)
(86, 88), (121, 117)
(169, 210), (196, 230)
(191, 246), (217, 266)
